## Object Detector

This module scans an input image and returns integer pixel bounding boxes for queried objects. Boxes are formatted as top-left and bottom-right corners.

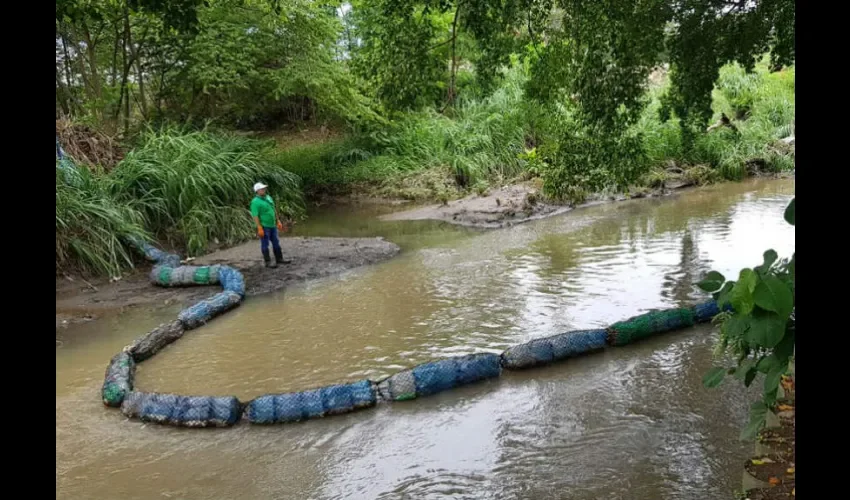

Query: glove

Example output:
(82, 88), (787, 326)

(257, 227), (265, 239)
(276, 220), (284, 231)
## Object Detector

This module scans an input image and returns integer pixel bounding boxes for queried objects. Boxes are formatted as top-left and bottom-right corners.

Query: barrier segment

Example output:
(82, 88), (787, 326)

(245, 380), (376, 424)
(125, 320), (185, 362)
(121, 391), (242, 427)
(376, 354), (501, 402)
(102, 352), (136, 407)
(501, 329), (608, 370)
(150, 265), (221, 287)
(98, 238), (730, 429)
(178, 291), (243, 329)
(607, 308), (695, 346)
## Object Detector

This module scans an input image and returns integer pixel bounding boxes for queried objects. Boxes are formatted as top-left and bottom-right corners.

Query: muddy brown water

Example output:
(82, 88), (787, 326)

(56, 179), (795, 499)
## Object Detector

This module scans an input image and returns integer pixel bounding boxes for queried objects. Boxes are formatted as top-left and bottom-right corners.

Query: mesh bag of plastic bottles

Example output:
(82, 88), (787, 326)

(607, 308), (695, 346)
(102, 352), (136, 407)
(245, 380), (376, 424)
(691, 300), (733, 323)
(376, 353), (501, 401)
(218, 266), (246, 298)
(120, 391), (242, 427)
(178, 291), (242, 329)
(125, 320), (185, 362)
(150, 265), (221, 287)
(501, 329), (608, 370)
(133, 240), (182, 268)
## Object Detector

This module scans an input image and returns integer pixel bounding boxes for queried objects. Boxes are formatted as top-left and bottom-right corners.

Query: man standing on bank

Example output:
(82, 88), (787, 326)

(250, 182), (287, 268)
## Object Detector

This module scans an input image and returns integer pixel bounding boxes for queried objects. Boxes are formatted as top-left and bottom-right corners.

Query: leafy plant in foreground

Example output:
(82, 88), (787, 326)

(699, 197), (795, 440)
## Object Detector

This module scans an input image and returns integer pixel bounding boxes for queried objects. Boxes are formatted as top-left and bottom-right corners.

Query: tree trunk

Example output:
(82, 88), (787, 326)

(446, 4), (462, 109)
(111, 23), (121, 86)
(120, 5), (134, 135)
(81, 20), (102, 101)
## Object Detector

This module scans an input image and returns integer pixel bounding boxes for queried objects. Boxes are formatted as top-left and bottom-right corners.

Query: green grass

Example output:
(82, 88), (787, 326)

(277, 62), (553, 200)
(57, 128), (305, 275)
(286, 59), (793, 201)
(56, 165), (150, 276)
(56, 61), (794, 276)
(111, 128), (303, 255)
(636, 61), (794, 185)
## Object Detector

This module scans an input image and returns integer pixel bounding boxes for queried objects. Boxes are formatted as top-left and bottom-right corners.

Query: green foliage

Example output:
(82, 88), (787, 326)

(298, 61), (555, 199)
(349, 0), (449, 111)
(57, 0), (795, 208)
(56, 0), (379, 132)
(542, 126), (646, 202)
(660, 0), (796, 144)
(699, 198), (795, 440)
(110, 127), (303, 255)
(168, 0), (381, 128)
(640, 61), (795, 182)
(56, 164), (151, 276)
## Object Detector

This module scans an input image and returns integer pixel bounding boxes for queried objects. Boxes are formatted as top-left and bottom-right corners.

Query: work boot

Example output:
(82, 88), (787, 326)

(273, 247), (290, 265)
(262, 249), (277, 268)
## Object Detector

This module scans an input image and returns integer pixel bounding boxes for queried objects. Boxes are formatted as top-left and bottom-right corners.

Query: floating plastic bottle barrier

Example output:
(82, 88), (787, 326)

(98, 237), (729, 429)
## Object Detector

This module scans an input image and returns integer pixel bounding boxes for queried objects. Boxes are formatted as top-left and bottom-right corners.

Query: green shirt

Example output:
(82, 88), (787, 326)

(250, 195), (277, 228)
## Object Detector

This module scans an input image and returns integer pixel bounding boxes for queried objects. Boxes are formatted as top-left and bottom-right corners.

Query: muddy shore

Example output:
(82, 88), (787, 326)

(381, 182), (686, 228)
(382, 170), (794, 229)
(56, 236), (400, 331)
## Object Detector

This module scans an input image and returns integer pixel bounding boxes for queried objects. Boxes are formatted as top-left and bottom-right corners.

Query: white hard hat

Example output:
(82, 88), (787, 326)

(253, 182), (268, 192)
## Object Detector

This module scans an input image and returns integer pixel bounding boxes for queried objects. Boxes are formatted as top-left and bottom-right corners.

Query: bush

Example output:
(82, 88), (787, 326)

(56, 165), (150, 276)
(110, 128), (304, 255)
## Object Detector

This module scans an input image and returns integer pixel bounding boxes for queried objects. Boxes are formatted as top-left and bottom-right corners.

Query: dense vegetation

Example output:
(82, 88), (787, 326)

(700, 197), (794, 440)
(56, 0), (795, 275)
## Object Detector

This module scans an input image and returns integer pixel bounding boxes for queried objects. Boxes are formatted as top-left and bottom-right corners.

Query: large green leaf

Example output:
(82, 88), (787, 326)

(784, 198), (795, 226)
(730, 269), (757, 314)
(764, 360), (785, 396)
(756, 355), (778, 374)
(756, 249), (778, 274)
(714, 281), (735, 307)
(703, 367), (727, 388)
(734, 358), (756, 380)
(739, 268), (757, 292)
(753, 275), (794, 319)
(697, 271), (726, 293)
(745, 312), (786, 348)
(722, 315), (750, 340)
(772, 328), (795, 363)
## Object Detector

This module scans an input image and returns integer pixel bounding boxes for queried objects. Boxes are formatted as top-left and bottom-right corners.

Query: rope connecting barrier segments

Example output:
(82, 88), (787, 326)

(102, 241), (730, 428)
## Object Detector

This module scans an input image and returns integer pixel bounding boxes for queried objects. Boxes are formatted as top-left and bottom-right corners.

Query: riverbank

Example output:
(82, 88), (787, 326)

(56, 236), (400, 331)
(383, 169), (794, 229)
(743, 374), (795, 499)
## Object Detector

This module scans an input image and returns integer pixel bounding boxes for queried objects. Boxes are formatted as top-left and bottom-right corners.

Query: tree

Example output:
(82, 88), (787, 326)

(56, 0), (379, 132)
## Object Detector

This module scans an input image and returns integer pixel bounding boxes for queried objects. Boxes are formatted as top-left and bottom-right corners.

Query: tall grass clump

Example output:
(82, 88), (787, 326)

(111, 128), (303, 255)
(56, 165), (150, 276)
(636, 61), (794, 183)
(272, 136), (383, 195)
(295, 62), (550, 200)
(376, 63), (535, 190)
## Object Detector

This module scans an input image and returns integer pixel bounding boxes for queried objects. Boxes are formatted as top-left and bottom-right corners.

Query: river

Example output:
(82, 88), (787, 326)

(56, 178), (795, 499)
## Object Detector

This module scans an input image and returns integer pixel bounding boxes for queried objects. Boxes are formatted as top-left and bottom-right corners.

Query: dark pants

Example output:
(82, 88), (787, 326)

(261, 227), (281, 253)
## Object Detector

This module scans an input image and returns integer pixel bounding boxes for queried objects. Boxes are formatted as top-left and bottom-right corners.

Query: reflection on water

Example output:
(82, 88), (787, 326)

(57, 179), (794, 499)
